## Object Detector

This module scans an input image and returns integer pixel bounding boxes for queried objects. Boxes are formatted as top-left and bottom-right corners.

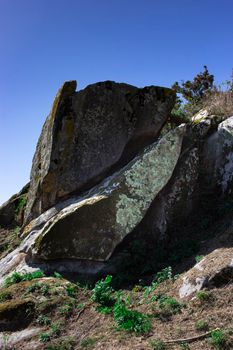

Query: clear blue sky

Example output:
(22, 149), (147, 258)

(0, 0), (233, 204)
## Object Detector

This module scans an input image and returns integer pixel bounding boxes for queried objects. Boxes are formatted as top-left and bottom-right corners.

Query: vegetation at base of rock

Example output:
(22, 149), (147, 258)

(4, 270), (45, 287)
(195, 255), (204, 263)
(143, 267), (173, 297)
(91, 275), (115, 307)
(91, 275), (152, 334)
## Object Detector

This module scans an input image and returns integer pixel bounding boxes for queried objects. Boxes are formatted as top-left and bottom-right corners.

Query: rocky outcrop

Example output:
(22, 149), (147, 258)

(179, 247), (233, 298)
(202, 116), (233, 195)
(0, 183), (29, 227)
(24, 81), (176, 224)
(32, 124), (185, 261)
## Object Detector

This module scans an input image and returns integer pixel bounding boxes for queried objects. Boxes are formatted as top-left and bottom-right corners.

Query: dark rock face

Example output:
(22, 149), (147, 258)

(24, 81), (175, 224)
(0, 183), (29, 227)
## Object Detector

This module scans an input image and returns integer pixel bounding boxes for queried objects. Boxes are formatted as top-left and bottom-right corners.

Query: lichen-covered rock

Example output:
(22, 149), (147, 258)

(202, 116), (233, 194)
(141, 147), (199, 240)
(179, 247), (233, 298)
(24, 80), (175, 224)
(31, 125), (185, 261)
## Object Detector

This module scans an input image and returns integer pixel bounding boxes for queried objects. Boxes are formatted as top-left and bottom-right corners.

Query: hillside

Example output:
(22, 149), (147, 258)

(0, 80), (232, 349)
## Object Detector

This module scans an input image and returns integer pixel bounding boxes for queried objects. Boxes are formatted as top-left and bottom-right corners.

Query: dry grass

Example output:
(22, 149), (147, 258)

(203, 88), (233, 118)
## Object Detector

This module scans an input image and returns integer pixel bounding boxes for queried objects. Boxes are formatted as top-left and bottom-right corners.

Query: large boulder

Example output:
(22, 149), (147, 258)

(202, 116), (233, 195)
(31, 124), (185, 261)
(24, 81), (176, 224)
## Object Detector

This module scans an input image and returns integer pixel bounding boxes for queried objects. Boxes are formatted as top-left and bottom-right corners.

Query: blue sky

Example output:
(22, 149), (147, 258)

(0, 0), (233, 204)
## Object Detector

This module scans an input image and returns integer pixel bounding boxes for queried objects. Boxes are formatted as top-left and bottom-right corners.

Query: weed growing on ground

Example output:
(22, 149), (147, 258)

(37, 315), (51, 326)
(196, 291), (212, 302)
(152, 295), (183, 319)
(91, 275), (115, 307)
(149, 339), (167, 349)
(208, 329), (230, 349)
(39, 332), (51, 342)
(113, 298), (152, 334)
(195, 319), (209, 331)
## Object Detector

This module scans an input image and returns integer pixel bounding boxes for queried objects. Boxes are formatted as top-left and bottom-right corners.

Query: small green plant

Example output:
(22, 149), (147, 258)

(59, 303), (73, 316)
(50, 322), (61, 336)
(195, 319), (209, 331)
(149, 339), (167, 349)
(0, 291), (11, 302)
(144, 267), (173, 297)
(39, 332), (51, 342)
(154, 295), (182, 318)
(195, 255), (204, 263)
(154, 266), (172, 284)
(66, 284), (77, 297)
(53, 271), (63, 279)
(37, 315), (51, 326)
(4, 270), (44, 287)
(113, 299), (152, 334)
(196, 291), (212, 302)
(208, 329), (229, 349)
(91, 275), (115, 307)
(80, 337), (97, 349)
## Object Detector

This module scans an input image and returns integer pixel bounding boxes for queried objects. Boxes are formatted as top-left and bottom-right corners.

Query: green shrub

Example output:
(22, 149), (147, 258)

(37, 315), (51, 326)
(208, 329), (229, 349)
(149, 339), (167, 349)
(66, 284), (77, 297)
(39, 332), (51, 342)
(59, 303), (73, 316)
(4, 270), (44, 287)
(195, 319), (209, 331)
(91, 275), (115, 307)
(113, 300), (152, 334)
(154, 295), (182, 318)
(196, 291), (212, 302)
(50, 322), (61, 336)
